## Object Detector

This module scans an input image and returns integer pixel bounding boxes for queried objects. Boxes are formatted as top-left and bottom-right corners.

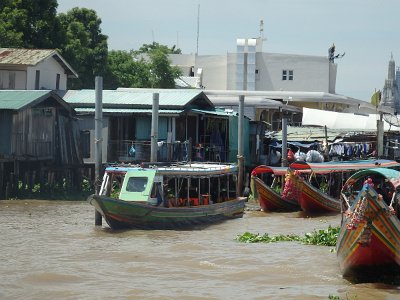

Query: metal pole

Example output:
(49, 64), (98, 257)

(150, 93), (159, 162)
(324, 125), (329, 160)
(237, 95), (244, 197)
(94, 76), (103, 226)
(281, 117), (288, 167)
(377, 114), (384, 158)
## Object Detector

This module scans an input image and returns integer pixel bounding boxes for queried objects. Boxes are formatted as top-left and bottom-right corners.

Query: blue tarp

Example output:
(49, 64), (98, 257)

(269, 140), (320, 149)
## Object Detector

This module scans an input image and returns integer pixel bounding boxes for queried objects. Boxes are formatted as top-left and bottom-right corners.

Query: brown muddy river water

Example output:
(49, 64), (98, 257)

(0, 200), (399, 300)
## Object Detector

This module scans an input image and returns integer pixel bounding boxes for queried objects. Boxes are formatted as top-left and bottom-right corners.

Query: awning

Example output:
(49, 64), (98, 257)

(75, 107), (183, 115)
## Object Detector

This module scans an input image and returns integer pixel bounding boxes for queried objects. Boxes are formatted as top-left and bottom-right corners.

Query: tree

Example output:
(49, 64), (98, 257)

(103, 50), (151, 90)
(148, 49), (182, 88)
(137, 42), (181, 54)
(0, 0), (63, 48)
(58, 7), (108, 89)
(105, 45), (182, 89)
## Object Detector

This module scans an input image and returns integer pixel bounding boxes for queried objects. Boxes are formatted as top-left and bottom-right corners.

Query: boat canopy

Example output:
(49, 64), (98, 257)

(251, 165), (288, 176)
(289, 159), (400, 174)
(105, 163), (237, 178)
(343, 168), (400, 188)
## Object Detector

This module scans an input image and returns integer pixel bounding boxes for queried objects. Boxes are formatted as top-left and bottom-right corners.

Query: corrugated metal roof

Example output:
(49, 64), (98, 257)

(0, 48), (55, 65)
(63, 89), (211, 108)
(190, 108), (237, 117)
(75, 107), (183, 115)
(0, 90), (51, 110)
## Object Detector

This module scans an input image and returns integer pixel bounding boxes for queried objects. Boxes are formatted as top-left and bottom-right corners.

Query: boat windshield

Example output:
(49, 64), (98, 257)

(126, 177), (148, 192)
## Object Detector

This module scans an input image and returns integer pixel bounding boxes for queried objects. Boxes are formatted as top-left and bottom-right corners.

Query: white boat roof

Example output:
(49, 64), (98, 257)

(105, 162), (238, 177)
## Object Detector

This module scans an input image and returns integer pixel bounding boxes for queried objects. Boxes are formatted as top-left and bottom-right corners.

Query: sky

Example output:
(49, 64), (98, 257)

(57, 0), (400, 102)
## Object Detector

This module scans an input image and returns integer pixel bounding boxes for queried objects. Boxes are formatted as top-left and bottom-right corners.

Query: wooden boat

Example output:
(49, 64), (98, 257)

(336, 168), (400, 277)
(251, 165), (301, 212)
(290, 159), (400, 213)
(294, 176), (341, 213)
(88, 162), (246, 230)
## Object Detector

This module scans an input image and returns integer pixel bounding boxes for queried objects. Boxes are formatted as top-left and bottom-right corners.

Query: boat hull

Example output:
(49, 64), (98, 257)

(297, 178), (341, 213)
(253, 176), (300, 212)
(336, 186), (400, 276)
(88, 194), (246, 230)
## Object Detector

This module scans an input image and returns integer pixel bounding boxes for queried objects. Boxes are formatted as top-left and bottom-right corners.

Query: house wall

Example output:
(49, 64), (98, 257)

(169, 54), (196, 76)
(171, 51), (332, 93)
(0, 69), (27, 89)
(195, 55), (228, 90)
(170, 54), (228, 90)
(26, 57), (68, 90)
(254, 53), (330, 92)
(78, 115), (109, 164)
(0, 111), (13, 156)
(11, 107), (56, 159)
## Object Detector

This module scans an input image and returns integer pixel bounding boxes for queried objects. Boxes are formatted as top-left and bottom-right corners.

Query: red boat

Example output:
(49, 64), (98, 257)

(336, 168), (400, 277)
(290, 159), (400, 214)
(294, 176), (341, 213)
(251, 165), (300, 212)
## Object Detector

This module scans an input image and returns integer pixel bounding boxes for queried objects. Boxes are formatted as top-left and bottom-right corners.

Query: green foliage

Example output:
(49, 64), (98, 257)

(0, 0), (62, 48)
(0, 3), (181, 90)
(236, 225), (340, 247)
(103, 50), (151, 89)
(236, 232), (301, 243)
(136, 42), (182, 54)
(104, 46), (182, 89)
(110, 188), (120, 199)
(272, 184), (282, 194)
(148, 49), (182, 88)
(14, 177), (94, 200)
(302, 225), (339, 246)
(58, 7), (108, 89)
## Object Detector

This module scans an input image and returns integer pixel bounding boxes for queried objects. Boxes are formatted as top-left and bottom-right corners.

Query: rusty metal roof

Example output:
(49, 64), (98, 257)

(0, 48), (78, 78)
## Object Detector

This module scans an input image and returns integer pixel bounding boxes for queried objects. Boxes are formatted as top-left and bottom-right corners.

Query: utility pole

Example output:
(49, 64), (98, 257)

(94, 76), (103, 226)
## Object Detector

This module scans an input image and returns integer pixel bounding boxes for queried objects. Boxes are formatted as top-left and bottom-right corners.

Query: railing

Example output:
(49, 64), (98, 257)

(107, 139), (231, 163)
(108, 140), (192, 163)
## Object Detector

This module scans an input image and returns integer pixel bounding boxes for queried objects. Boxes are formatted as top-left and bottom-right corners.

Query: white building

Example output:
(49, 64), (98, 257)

(170, 38), (384, 129)
(171, 38), (336, 93)
(0, 48), (77, 90)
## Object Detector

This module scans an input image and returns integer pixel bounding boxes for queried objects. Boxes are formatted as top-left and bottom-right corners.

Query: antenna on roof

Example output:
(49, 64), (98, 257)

(259, 20), (267, 42)
(196, 4), (200, 56)
(260, 20), (264, 39)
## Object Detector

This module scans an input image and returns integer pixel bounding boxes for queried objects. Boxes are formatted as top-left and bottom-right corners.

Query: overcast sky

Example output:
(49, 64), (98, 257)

(57, 0), (400, 102)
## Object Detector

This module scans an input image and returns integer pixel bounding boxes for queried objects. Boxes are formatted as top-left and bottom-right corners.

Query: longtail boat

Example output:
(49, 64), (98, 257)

(251, 165), (301, 212)
(336, 168), (400, 277)
(88, 162), (246, 229)
(290, 159), (400, 213)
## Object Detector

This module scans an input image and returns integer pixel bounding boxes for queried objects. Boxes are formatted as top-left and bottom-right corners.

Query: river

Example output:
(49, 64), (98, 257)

(0, 200), (399, 300)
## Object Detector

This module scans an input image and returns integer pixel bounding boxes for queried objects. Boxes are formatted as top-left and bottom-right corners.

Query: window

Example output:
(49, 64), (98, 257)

(9, 72), (15, 89)
(80, 130), (91, 158)
(126, 177), (148, 192)
(288, 70), (293, 80)
(35, 70), (40, 89)
(56, 73), (60, 90)
(282, 70), (294, 81)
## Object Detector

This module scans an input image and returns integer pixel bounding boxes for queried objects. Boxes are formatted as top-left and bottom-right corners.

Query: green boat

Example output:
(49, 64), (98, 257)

(88, 162), (246, 229)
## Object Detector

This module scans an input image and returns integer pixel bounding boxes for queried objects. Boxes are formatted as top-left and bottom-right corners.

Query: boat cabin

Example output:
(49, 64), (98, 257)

(100, 163), (238, 207)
